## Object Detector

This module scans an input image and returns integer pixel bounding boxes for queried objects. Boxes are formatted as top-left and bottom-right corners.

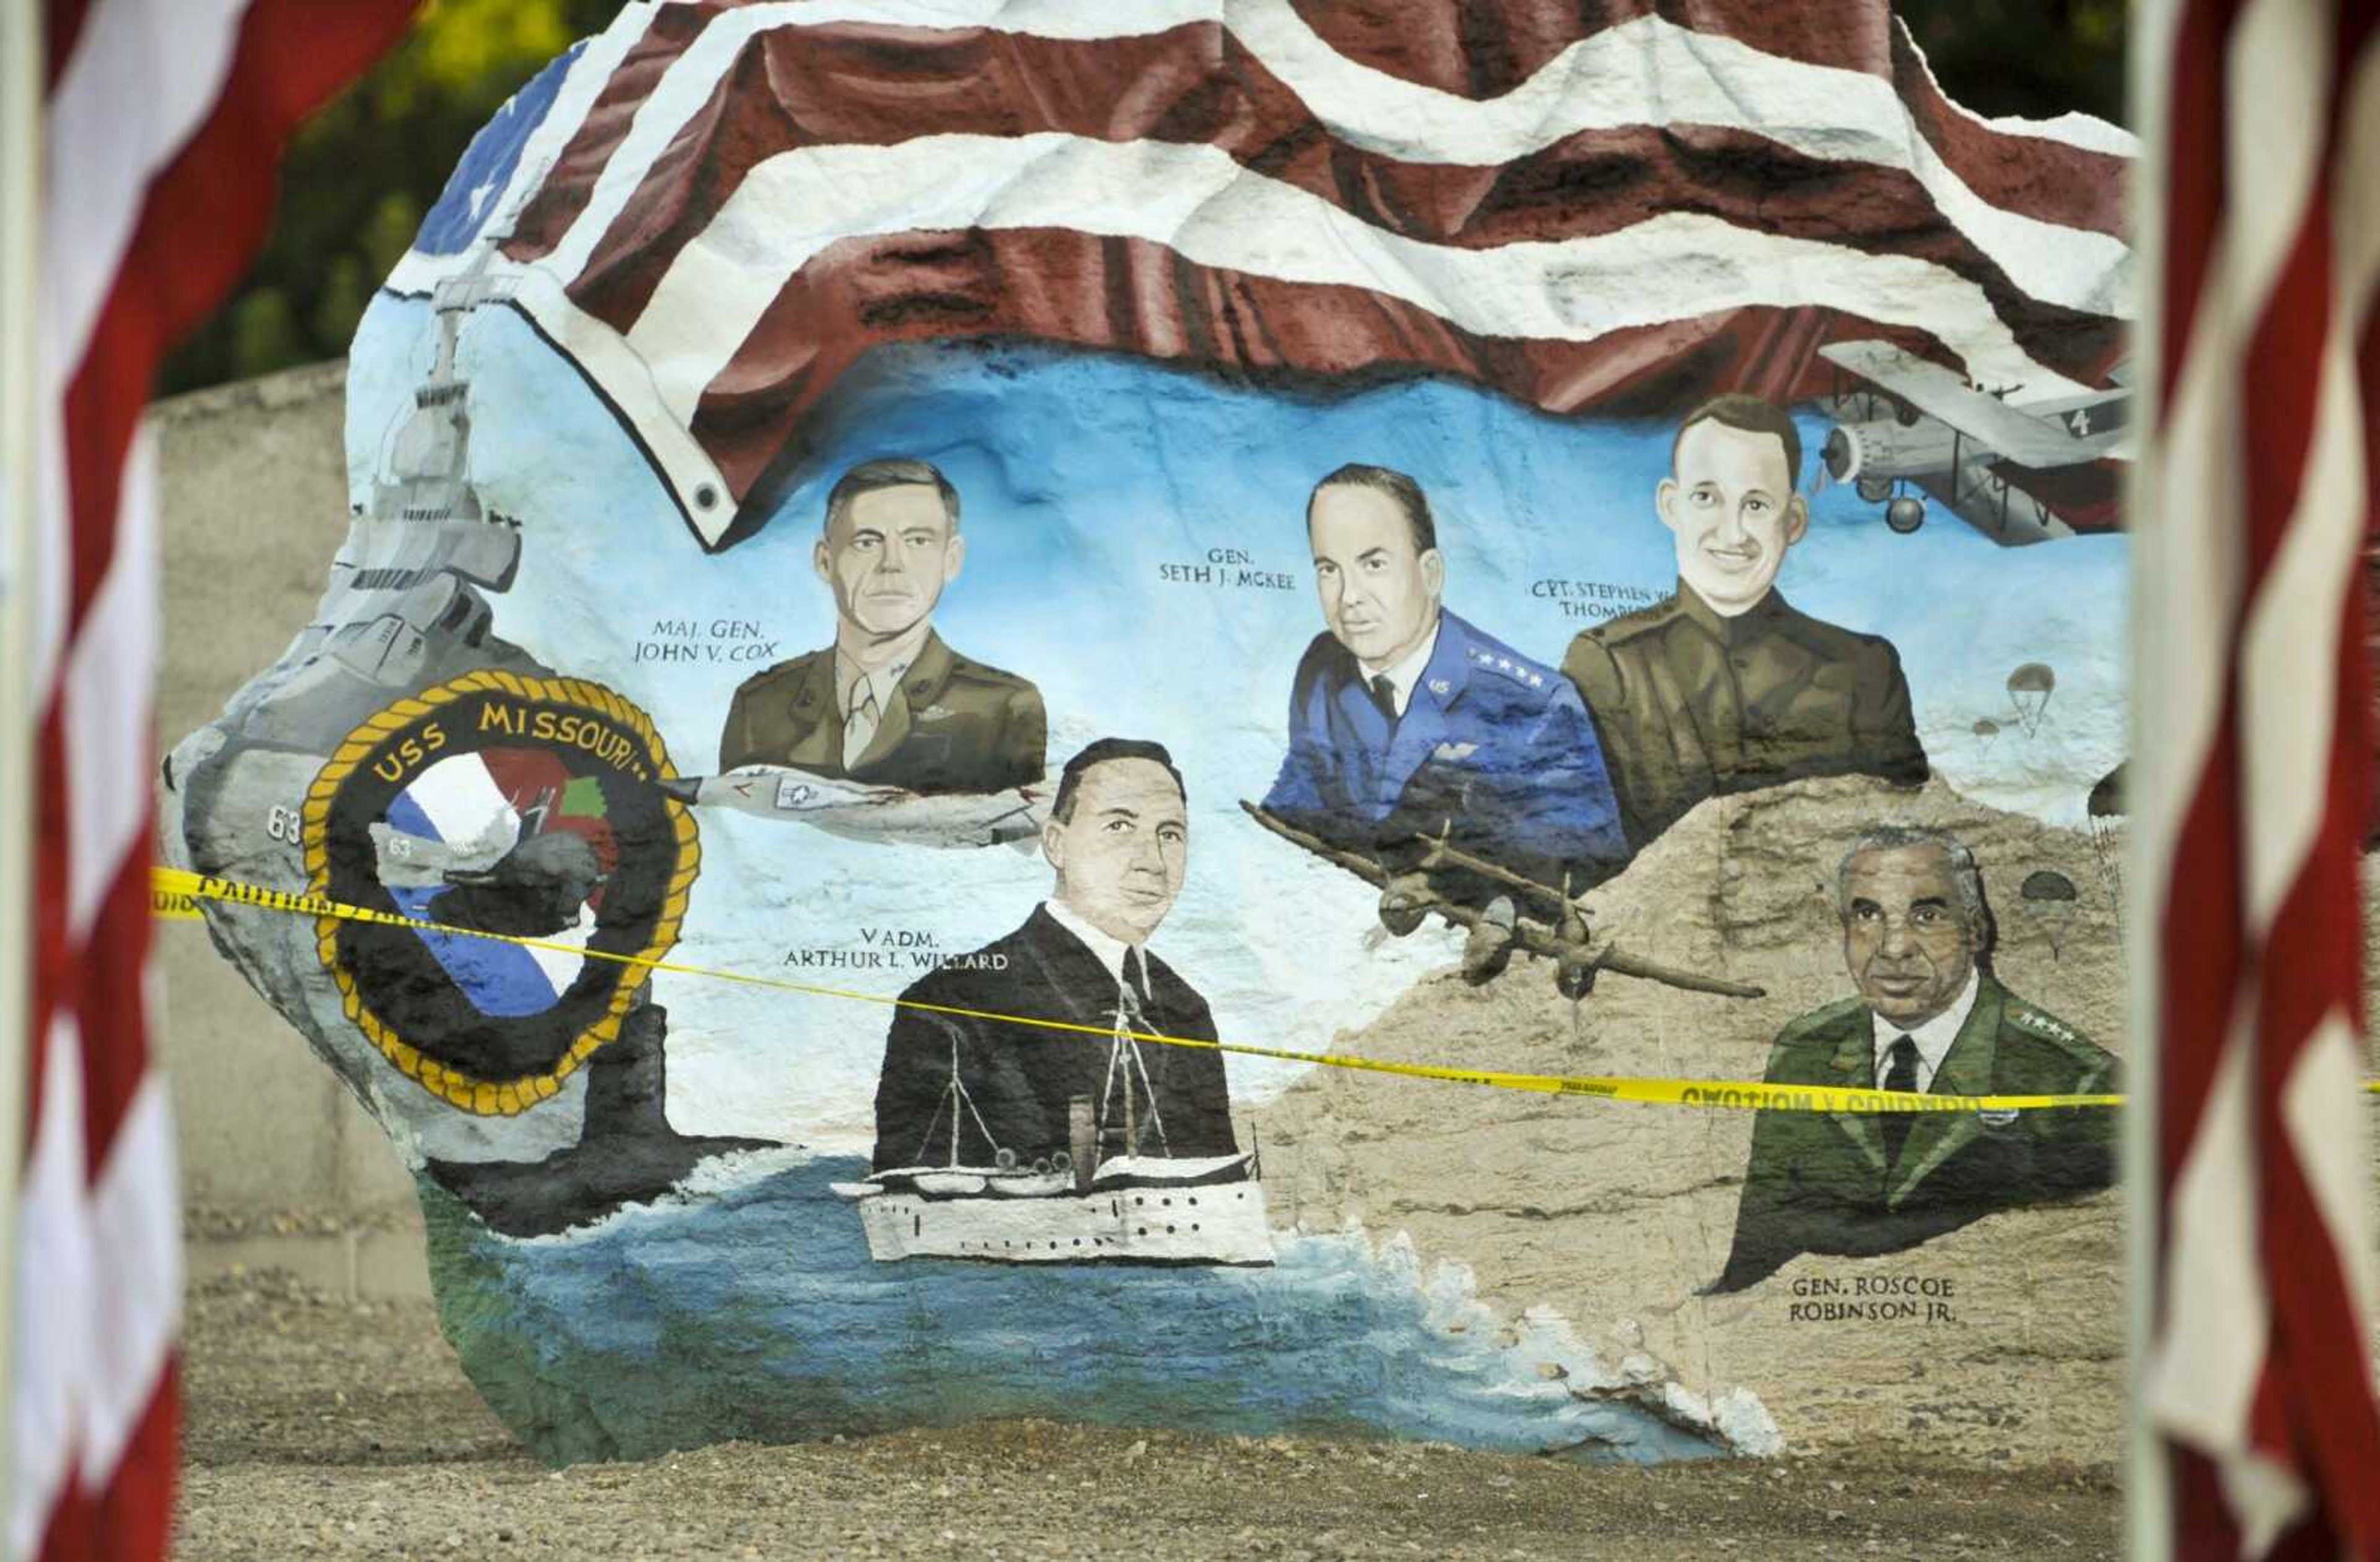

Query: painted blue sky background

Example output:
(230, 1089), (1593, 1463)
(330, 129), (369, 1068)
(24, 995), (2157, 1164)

(348, 296), (2126, 1149)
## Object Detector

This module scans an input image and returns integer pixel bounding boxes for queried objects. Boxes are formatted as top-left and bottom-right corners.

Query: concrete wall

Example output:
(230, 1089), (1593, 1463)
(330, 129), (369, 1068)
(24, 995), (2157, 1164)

(153, 362), (426, 1298)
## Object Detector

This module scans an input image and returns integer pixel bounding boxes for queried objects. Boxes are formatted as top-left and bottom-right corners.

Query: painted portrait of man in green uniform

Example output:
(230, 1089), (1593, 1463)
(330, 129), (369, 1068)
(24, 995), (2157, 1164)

(718, 457), (1046, 795)
(1564, 397), (1929, 851)
(1708, 826), (2119, 1294)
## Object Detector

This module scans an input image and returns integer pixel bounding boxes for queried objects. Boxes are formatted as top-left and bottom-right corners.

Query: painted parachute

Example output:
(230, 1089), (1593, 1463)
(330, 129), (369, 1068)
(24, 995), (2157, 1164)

(2017, 868), (2079, 959)
(2007, 663), (2056, 736)
(2086, 761), (2126, 937)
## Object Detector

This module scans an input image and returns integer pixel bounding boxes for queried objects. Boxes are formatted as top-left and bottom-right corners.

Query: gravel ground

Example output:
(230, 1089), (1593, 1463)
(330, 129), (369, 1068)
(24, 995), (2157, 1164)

(175, 1269), (2121, 1560)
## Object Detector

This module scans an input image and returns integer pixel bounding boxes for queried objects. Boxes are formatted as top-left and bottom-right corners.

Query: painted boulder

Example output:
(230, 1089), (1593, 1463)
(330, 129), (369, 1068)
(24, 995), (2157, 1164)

(165, 0), (2133, 1465)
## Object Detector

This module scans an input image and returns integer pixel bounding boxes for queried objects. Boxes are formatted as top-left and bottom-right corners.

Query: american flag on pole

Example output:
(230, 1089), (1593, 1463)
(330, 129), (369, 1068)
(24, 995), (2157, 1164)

(387, 0), (2134, 552)
(12, 2), (413, 1558)
(2135, 0), (2380, 1556)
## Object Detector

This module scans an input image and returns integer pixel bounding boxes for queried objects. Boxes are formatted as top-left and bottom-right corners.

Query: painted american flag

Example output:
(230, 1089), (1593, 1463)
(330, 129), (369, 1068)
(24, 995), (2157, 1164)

(386, 0), (2136, 552)
(15, 2), (413, 1557)
(2133, 0), (2380, 1556)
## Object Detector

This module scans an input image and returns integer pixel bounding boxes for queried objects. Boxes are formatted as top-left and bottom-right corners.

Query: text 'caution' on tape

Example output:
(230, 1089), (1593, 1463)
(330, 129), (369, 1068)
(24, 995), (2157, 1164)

(154, 865), (2356, 1113)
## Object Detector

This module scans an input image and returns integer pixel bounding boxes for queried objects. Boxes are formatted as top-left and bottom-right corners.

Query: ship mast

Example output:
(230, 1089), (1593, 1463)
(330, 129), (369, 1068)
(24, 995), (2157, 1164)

(1100, 991), (1168, 1160)
(913, 1030), (1002, 1169)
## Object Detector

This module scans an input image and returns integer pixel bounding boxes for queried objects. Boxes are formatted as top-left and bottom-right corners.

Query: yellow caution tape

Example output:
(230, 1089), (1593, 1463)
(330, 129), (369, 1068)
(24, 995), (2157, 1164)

(155, 865), (2368, 1112)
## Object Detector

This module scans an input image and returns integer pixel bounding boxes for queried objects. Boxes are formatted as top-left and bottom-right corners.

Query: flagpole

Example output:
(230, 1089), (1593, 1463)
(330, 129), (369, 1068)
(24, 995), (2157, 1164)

(2124, 1), (2175, 1556)
(0, 0), (43, 1543)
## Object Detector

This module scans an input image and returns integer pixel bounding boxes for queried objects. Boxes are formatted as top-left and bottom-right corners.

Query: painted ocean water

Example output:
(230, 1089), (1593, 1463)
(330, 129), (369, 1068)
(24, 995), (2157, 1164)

(424, 1152), (1746, 1467)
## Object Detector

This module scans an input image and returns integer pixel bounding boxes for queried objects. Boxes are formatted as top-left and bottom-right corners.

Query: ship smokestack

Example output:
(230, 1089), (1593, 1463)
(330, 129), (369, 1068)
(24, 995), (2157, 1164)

(1069, 1096), (1096, 1192)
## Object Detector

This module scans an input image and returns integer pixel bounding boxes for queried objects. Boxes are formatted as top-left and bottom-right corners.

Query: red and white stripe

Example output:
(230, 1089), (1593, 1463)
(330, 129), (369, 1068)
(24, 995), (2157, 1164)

(384, 0), (2133, 548)
(2135, 0), (2380, 1555)
(15, 2), (413, 1556)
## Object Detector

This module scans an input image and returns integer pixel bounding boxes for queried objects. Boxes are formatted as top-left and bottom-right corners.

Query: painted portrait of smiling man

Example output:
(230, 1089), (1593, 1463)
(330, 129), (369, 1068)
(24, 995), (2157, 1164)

(1563, 396), (1929, 851)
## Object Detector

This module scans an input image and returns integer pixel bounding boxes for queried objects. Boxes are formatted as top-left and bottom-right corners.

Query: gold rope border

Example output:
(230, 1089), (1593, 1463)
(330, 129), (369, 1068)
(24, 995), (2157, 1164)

(298, 669), (700, 1116)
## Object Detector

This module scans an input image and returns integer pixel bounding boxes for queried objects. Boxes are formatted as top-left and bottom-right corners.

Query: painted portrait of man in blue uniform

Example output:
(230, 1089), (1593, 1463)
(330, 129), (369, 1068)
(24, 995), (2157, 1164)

(1261, 465), (1629, 906)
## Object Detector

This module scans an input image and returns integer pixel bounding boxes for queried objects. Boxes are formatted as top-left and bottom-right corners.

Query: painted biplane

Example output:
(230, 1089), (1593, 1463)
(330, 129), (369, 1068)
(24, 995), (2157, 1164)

(1814, 339), (2130, 546)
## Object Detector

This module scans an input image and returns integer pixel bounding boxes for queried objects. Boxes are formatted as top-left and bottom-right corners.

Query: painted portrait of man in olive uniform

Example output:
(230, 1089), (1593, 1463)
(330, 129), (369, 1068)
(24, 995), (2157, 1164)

(718, 458), (1046, 795)
(1563, 396), (1928, 850)
(1708, 827), (2119, 1294)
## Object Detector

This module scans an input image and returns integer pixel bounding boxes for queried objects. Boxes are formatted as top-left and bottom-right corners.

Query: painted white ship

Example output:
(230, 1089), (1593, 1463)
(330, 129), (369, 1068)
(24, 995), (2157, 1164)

(832, 1030), (1274, 1266)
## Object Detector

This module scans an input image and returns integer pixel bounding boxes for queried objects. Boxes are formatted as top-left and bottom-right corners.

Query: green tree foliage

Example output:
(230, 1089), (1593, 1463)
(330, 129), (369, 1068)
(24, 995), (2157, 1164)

(309, 253), (372, 350)
(227, 290), (303, 383)
(165, 0), (2122, 395)
(1893, 0), (2125, 126)
(161, 0), (620, 395)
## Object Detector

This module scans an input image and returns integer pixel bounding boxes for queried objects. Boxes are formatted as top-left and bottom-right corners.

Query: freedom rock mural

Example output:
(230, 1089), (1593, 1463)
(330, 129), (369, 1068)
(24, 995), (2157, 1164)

(163, 1), (2136, 1463)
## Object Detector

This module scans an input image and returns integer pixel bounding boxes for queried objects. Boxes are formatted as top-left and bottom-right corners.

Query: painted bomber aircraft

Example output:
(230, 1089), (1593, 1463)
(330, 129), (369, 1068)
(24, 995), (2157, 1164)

(1240, 802), (1765, 1007)
(1814, 338), (2131, 547)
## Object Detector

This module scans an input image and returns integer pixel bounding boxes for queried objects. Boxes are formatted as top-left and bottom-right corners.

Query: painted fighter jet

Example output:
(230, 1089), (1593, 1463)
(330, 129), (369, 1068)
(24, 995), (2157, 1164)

(1814, 339), (2130, 547)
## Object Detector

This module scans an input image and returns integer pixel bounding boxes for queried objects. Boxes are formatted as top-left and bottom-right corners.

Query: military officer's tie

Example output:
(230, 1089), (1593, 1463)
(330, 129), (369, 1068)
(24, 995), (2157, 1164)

(842, 673), (881, 769)
(1370, 673), (1400, 724)
(1880, 1035), (1922, 1165)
